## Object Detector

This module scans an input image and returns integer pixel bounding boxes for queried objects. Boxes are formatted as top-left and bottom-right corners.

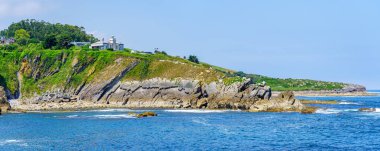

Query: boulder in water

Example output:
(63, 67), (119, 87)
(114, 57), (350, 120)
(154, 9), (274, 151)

(359, 108), (377, 112)
(129, 111), (158, 118)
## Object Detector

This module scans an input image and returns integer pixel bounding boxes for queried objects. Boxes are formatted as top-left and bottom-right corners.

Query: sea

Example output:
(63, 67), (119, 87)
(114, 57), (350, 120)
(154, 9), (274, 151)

(0, 90), (379, 150)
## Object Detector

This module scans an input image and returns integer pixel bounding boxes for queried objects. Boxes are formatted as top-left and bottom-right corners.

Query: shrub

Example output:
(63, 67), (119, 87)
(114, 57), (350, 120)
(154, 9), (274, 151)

(188, 55), (199, 64)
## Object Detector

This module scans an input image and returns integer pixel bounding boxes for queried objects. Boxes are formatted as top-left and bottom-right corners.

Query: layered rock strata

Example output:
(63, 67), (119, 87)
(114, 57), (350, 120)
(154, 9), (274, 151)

(11, 77), (306, 112)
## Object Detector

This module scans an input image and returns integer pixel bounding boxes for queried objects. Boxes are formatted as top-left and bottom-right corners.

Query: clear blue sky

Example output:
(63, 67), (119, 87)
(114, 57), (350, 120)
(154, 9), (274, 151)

(1, 0), (379, 89)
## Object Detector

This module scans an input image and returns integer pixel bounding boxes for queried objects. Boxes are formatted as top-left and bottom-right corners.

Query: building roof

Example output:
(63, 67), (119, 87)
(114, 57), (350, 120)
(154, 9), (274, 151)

(90, 41), (107, 47)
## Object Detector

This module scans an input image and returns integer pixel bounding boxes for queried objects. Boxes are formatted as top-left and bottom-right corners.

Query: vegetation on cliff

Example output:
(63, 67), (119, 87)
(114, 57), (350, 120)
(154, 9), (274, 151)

(0, 45), (226, 98)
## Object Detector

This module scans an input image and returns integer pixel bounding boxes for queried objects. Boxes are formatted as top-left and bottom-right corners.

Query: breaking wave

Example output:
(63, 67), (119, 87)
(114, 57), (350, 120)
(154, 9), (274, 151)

(315, 108), (380, 115)
(57, 114), (136, 119)
(339, 101), (360, 105)
(66, 115), (79, 118)
(92, 114), (135, 119)
(342, 109), (358, 112)
(164, 109), (228, 113)
(192, 117), (210, 126)
(79, 109), (135, 112)
(315, 109), (342, 114)
(0, 139), (28, 147)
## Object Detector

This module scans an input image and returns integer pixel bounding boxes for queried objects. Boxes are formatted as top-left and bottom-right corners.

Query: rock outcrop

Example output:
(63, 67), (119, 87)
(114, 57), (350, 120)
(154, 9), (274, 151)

(358, 108), (377, 112)
(249, 91), (304, 112)
(128, 112), (158, 118)
(0, 86), (11, 114)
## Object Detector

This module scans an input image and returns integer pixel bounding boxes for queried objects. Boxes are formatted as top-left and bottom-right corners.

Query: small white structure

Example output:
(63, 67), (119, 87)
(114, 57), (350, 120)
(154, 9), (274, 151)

(0, 36), (15, 45)
(70, 42), (90, 46)
(90, 36), (124, 50)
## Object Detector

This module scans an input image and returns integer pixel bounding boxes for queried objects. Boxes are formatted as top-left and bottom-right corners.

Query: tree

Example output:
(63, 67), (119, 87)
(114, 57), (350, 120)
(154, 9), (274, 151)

(43, 34), (57, 49)
(234, 71), (247, 77)
(1, 19), (98, 47)
(188, 55), (199, 64)
(56, 33), (73, 49)
(14, 29), (30, 45)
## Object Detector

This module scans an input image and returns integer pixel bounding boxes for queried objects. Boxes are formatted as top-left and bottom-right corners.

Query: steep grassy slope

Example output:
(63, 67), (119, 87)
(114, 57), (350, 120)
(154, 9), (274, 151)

(0, 48), (227, 98)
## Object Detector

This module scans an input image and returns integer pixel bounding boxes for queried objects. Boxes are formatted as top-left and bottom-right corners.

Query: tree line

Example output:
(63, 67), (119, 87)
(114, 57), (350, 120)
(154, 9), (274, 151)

(0, 19), (98, 49)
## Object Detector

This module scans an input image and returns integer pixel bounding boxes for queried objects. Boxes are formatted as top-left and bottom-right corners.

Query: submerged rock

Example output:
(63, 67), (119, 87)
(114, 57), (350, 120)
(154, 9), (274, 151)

(129, 112), (158, 118)
(358, 108), (377, 112)
(300, 100), (338, 104)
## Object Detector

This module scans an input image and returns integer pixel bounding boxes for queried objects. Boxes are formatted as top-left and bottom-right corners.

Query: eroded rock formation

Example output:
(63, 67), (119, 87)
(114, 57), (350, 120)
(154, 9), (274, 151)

(0, 86), (11, 114)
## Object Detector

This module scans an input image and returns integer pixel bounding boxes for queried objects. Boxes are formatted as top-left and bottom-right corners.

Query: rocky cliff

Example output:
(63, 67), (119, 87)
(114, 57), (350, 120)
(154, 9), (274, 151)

(0, 86), (10, 114)
(0, 50), (306, 112)
(15, 78), (278, 111)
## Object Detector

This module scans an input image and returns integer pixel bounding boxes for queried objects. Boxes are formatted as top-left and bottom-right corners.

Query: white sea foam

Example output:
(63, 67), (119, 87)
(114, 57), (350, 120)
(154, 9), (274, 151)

(192, 117), (210, 126)
(164, 109), (228, 113)
(339, 101), (360, 105)
(315, 109), (342, 114)
(360, 110), (380, 119)
(92, 114), (136, 119)
(66, 115), (79, 118)
(58, 114), (136, 119)
(343, 109), (358, 112)
(0, 139), (28, 147)
(191, 117), (235, 135)
(79, 108), (135, 112)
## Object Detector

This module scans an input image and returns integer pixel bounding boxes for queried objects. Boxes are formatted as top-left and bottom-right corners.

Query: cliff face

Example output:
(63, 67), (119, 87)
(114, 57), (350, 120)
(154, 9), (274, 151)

(15, 78), (277, 111)
(0, 86), (10, 113)
(1, 50), (305, 112)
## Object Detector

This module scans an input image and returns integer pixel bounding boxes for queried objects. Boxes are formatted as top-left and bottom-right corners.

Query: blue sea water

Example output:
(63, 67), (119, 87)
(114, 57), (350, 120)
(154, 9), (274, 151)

(1, 91), (380, 150)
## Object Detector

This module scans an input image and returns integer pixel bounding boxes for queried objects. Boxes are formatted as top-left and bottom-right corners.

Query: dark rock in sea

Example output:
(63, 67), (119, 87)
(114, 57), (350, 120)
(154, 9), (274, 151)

(358, 108), (377, 112)
(129, 112), (158, 118)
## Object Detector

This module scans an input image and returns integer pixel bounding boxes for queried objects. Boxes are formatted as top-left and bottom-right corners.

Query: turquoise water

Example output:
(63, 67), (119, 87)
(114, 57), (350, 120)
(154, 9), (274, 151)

(1, 91), (380, 150)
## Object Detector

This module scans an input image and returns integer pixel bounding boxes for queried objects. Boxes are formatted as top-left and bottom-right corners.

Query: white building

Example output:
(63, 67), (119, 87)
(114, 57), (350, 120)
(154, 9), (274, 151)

(70, 42), (90, 46)
(0, 36), (15, 45)
(90, 36), (124, 50)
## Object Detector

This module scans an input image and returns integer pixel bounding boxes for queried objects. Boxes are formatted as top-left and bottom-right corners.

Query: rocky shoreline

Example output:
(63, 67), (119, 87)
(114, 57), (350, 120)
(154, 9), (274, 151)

(1, 77), (312, 113)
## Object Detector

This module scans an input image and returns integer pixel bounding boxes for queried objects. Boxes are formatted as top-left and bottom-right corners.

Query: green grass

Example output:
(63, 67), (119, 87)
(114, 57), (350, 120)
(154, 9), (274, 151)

(0, 51), (21, 95)
(223, 76), (246, 86)
(0, 46), (226, 97)
(249, 74), (345, 91)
